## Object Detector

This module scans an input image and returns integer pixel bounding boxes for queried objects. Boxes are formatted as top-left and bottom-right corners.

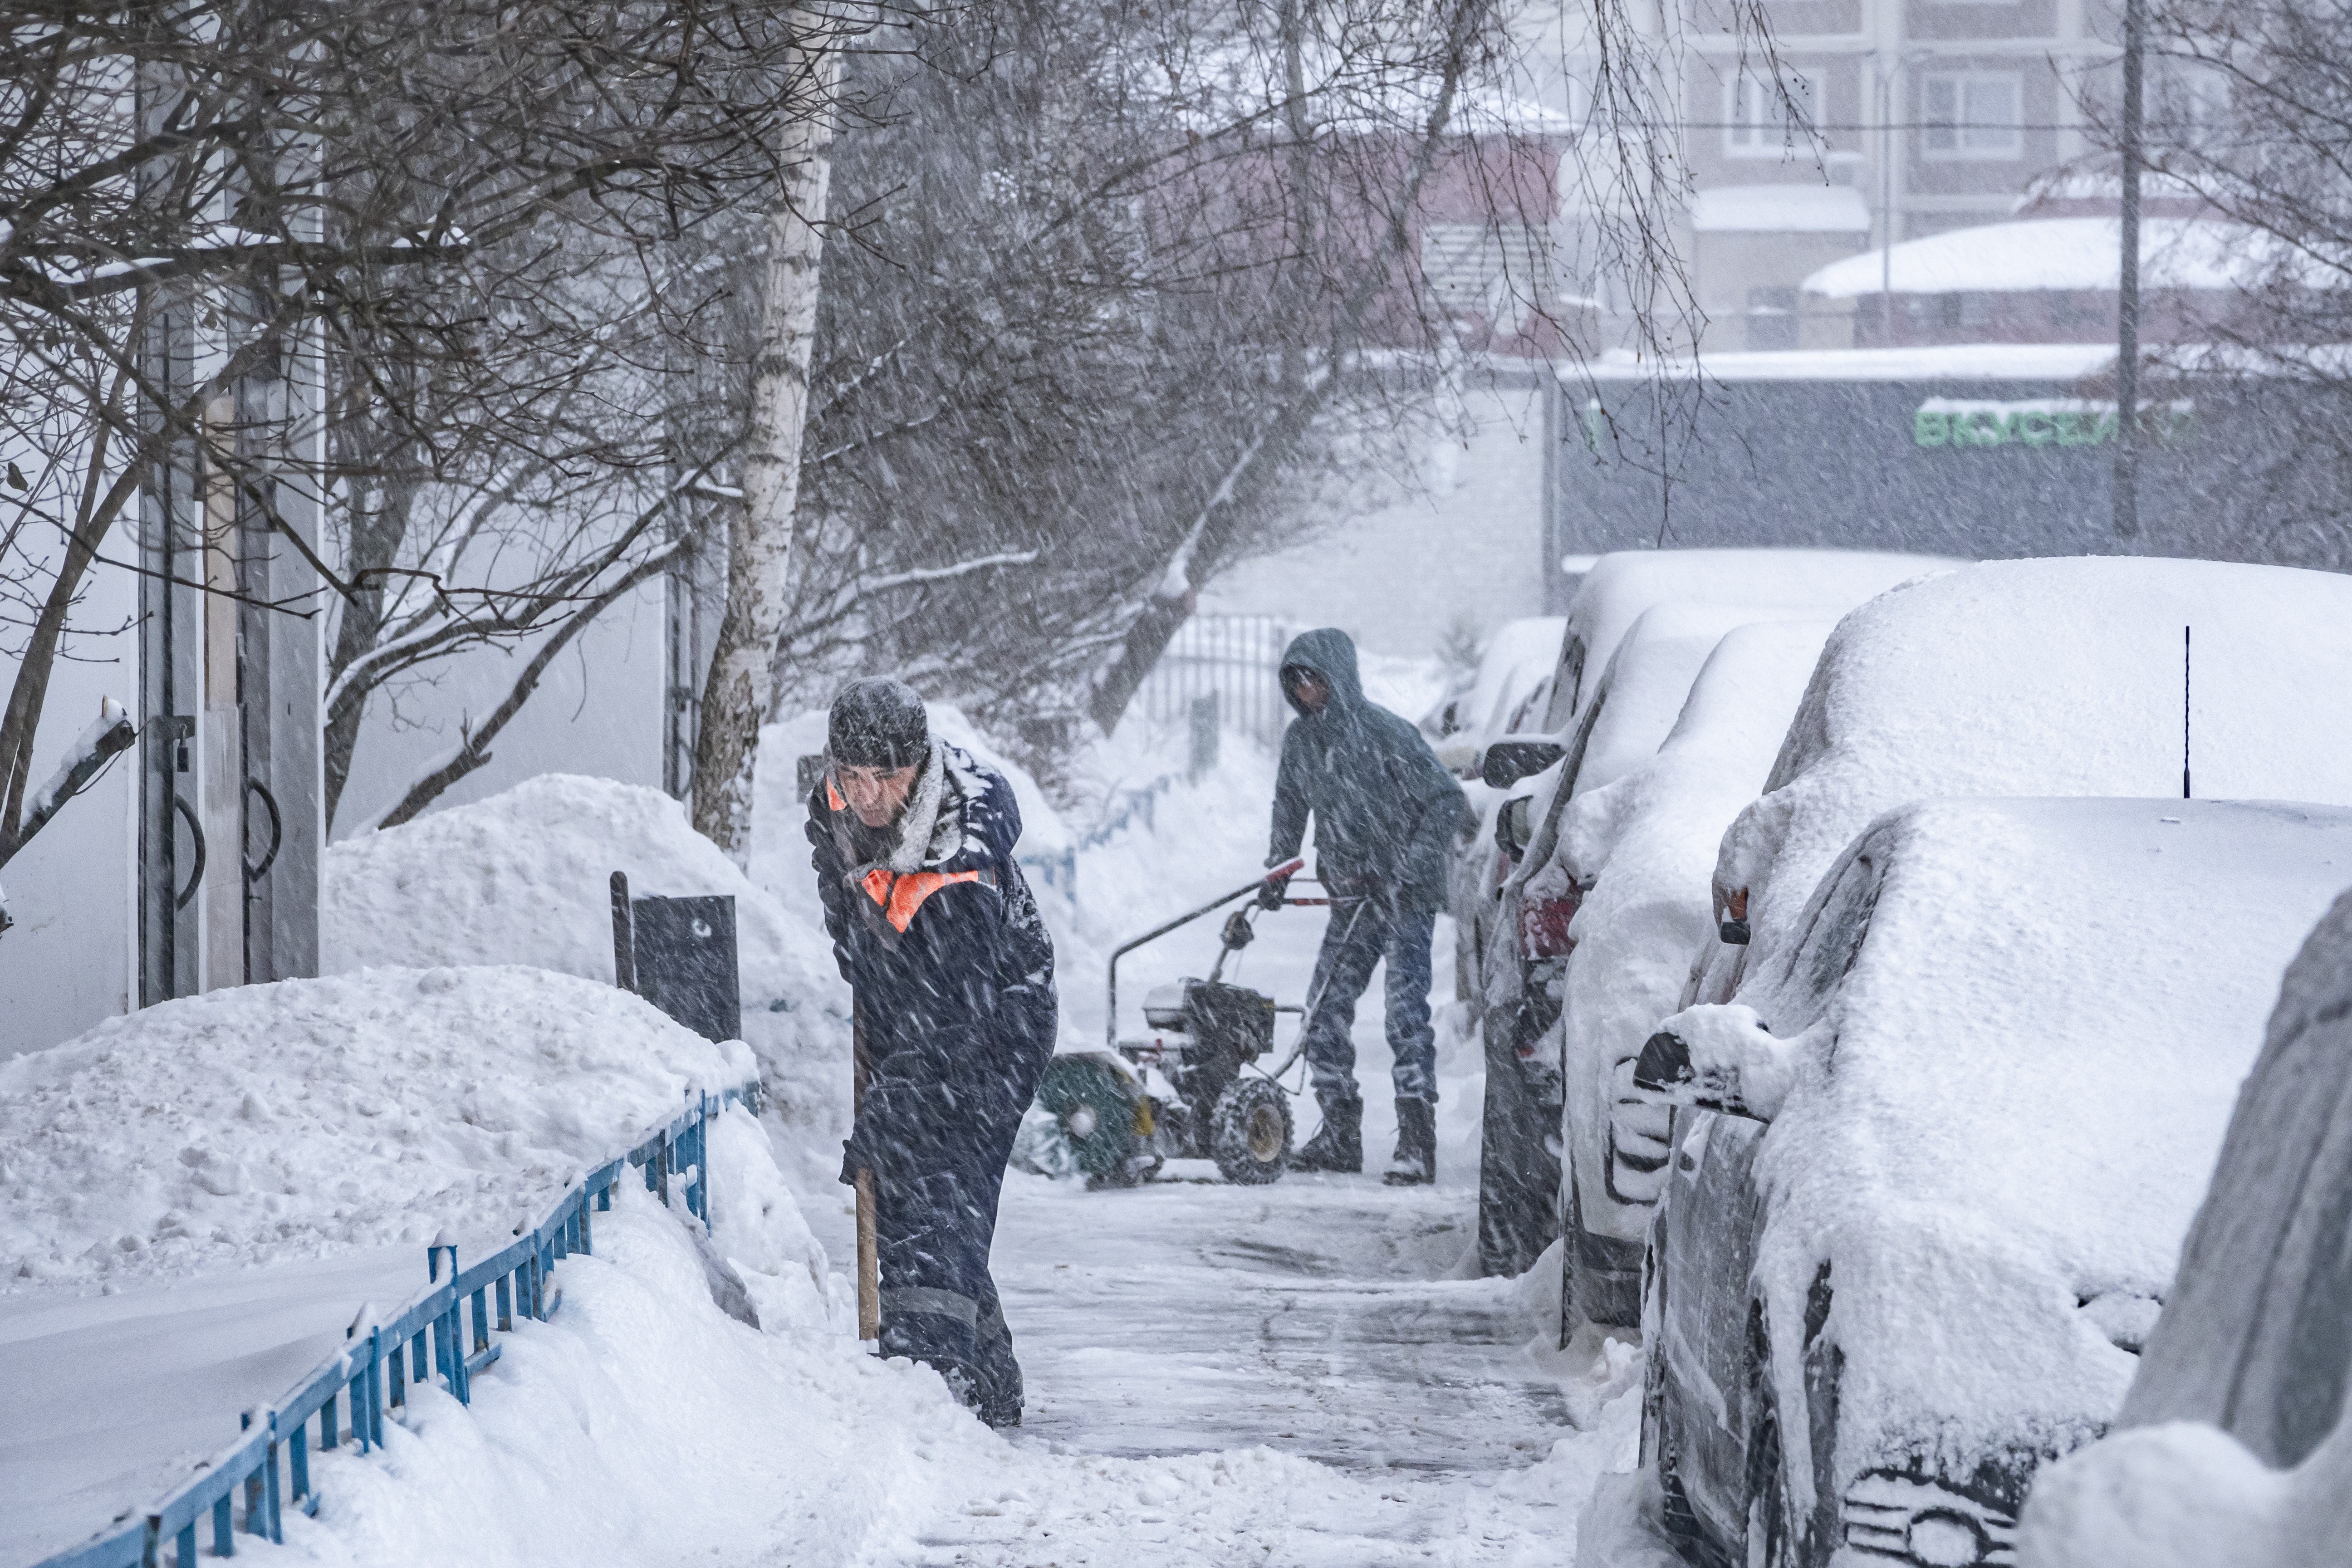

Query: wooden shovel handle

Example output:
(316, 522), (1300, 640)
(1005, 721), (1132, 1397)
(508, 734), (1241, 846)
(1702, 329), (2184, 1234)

(855, 1169), (880, 1341)
(853, 1000), (879, 1342)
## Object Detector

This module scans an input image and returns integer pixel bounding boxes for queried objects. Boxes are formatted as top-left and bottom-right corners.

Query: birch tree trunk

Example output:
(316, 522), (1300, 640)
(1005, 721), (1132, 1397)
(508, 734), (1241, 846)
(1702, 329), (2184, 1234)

(693, 16), (838, 855)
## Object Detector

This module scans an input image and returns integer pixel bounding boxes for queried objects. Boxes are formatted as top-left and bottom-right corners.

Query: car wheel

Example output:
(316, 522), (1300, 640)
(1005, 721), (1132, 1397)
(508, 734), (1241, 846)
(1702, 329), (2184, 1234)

(1745, 1405), (1800, 1568)
(1643, 1345), (1705, 1549)
(1476, 1034), (1558, 1275)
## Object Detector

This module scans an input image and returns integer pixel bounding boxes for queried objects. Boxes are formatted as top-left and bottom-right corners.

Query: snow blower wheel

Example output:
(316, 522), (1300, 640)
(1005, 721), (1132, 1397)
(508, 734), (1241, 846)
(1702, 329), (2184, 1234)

(1210, 1076), (1292, 1185)
(1034, 1054), (1138, 1179)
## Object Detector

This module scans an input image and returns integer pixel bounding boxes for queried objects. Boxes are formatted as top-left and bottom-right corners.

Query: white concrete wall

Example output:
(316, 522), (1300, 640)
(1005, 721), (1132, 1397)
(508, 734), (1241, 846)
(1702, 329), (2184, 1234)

(1200, 381), (1549, 658)
(0, 554), (137, 1061)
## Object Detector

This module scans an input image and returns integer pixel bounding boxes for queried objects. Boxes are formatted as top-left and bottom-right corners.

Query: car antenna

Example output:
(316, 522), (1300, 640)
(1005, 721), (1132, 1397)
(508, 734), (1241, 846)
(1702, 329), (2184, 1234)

(2182, 625), (2192, 800)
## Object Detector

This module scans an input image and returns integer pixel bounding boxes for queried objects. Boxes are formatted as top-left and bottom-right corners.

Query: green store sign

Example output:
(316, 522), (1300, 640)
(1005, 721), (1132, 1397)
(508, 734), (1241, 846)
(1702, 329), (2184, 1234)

(1913, 398), (2195, 450)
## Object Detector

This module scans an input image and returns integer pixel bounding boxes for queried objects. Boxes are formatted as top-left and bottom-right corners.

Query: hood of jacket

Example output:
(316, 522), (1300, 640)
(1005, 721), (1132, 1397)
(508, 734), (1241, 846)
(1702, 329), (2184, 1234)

(1280, 627), (1366, 719)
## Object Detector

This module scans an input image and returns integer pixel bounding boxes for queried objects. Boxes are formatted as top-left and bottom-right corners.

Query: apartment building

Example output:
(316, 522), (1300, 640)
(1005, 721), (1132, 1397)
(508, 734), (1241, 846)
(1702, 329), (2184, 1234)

(1681, 0), (2121, 351)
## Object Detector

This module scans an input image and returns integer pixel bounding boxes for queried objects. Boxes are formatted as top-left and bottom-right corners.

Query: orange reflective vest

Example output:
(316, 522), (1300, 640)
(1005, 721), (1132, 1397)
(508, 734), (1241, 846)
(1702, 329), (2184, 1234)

(829, 777), (989, 935)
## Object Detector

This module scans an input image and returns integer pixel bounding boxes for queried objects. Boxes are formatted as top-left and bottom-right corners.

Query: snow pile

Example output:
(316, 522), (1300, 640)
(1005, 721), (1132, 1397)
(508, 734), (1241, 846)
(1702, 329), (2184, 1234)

(1712, 557), (2352, 993)
(324, 773), (851, 1142)
(1724, 799), (2352, 1515)
(702, 1107), (843, 1336)
(0, 966), (754, 1291)
(1554, 620), (1831, 1243)
(1803, 216), (2278, 298)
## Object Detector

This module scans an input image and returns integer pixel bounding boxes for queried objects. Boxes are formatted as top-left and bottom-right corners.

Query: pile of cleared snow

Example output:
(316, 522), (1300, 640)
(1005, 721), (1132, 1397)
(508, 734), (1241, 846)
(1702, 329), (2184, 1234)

(0, 966), (753, 1291)
(325, 774), (850, 1142)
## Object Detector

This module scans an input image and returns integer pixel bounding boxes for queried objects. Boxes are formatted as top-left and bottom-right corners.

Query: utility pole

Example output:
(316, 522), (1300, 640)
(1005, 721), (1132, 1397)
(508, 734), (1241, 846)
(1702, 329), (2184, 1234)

(1877, 69), (1894, 343)
(2113, 0), (2145, 540)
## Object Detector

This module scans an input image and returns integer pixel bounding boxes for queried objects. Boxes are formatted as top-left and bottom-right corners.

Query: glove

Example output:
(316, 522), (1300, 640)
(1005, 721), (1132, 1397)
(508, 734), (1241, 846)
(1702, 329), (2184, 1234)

(1257, 871), (1292, 910)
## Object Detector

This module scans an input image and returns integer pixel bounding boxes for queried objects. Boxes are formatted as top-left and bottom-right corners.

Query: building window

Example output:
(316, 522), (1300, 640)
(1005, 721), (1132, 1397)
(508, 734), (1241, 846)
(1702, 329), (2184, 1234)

(1920, 72), (2021, 159)
(1725, 69), (1815, 157)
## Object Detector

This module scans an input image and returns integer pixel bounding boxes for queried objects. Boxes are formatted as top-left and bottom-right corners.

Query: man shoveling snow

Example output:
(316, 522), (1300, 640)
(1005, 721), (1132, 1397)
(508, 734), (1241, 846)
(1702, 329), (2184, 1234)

(805, 678), (1057, 1427)
(1262, 628), (1467, 1185)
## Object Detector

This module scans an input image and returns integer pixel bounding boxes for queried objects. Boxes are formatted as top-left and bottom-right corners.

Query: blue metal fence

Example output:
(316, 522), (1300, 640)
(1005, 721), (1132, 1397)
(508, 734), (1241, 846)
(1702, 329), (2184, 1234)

(30, 1081), (760, 1568)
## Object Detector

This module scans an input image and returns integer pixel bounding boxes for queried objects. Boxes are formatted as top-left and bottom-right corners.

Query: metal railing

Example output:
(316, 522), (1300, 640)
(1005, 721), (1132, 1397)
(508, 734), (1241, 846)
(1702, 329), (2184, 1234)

(30, 1080), (759, 1568)
(1138, 615), (1291, 746)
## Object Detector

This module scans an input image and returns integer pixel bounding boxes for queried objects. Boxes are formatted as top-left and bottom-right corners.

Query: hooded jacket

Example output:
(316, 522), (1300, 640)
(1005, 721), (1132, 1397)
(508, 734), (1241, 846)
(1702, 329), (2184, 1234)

(806, 740), (1057, 1177)
(1269, 627), (1468, 911)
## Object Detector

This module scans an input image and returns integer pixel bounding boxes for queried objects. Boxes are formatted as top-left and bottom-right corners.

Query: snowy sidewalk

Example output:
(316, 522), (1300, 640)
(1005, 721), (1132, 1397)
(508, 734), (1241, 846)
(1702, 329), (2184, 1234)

(1000, 1175), (1568, 1474)
(845, 1165), (1642, 1568)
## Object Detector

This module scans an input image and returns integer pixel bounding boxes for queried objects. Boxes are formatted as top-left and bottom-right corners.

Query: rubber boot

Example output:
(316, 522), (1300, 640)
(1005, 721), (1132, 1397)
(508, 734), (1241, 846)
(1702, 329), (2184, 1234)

(1292, 1093), (1363, 1173)
(1383, 1097), (1436, 1186)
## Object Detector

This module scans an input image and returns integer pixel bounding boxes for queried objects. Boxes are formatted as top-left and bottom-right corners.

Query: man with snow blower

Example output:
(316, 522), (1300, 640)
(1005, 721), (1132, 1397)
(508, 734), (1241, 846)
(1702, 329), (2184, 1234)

(1261, 627), (1467, 1184)
(806, 678), (1057, 1428)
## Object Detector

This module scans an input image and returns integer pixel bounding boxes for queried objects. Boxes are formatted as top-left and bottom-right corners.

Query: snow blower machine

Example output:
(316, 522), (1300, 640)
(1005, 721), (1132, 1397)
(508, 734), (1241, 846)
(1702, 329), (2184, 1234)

(1030, 858), (1326, 1187)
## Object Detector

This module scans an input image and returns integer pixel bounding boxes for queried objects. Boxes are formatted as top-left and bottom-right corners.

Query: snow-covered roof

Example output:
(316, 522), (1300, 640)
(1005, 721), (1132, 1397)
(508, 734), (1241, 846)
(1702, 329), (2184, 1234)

(1718, 556), (2352, 981)
(1575, 602), (1803, 801)
(1514, 603), (1835, 898)
(1573, 342), (2118, 383)
(1552, 550), (1955, 728)
(1738, 797), (2352, 1483)
(1802, 216), (2268, 299)
(1690, 183), (1870, 234)
(1454, 615), (1568, 747)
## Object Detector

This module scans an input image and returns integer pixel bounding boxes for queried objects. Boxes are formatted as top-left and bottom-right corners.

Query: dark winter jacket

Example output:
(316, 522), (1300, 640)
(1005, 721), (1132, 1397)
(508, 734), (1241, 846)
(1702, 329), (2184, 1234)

(807, 741), (1057, 1180)
(1269, 627), (1468, 912)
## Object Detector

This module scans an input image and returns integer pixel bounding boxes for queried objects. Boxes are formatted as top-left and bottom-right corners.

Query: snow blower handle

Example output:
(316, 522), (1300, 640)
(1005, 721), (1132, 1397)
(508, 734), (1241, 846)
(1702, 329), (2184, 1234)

(1104, 860), (1307, 1049)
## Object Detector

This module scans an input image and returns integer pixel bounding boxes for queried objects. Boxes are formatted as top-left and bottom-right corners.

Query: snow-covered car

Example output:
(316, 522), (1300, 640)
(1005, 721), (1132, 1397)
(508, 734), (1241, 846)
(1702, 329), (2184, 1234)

(1693, 556), (2352, 1014)
(1430, 616), (1567, 1019)
(1427, 615), (1567, 773)
(1543, 618), (1833, 1329)
(1470, 601), (1806, 1278)
(1499, 548), (1956, 751)
(1461, 549), (1950, 1058)
(1635, 798), (2352, 1568)
(1463, 550), (1951, 1280)
(2016, 888), (2352, 1568)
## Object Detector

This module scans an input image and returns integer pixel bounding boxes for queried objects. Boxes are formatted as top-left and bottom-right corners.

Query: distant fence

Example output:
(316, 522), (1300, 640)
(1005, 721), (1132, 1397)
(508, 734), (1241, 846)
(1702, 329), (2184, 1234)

(33, 1081), (759, 1568)
(1137, 615), (1291, 747)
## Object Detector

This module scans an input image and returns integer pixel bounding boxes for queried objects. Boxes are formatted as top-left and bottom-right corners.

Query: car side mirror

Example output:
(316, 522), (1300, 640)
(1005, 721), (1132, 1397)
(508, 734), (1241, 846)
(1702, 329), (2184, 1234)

(1632, 1004), (1799, 1122)
(1482, 738), (1566, 789)
(1494, 796), (1534, 859)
